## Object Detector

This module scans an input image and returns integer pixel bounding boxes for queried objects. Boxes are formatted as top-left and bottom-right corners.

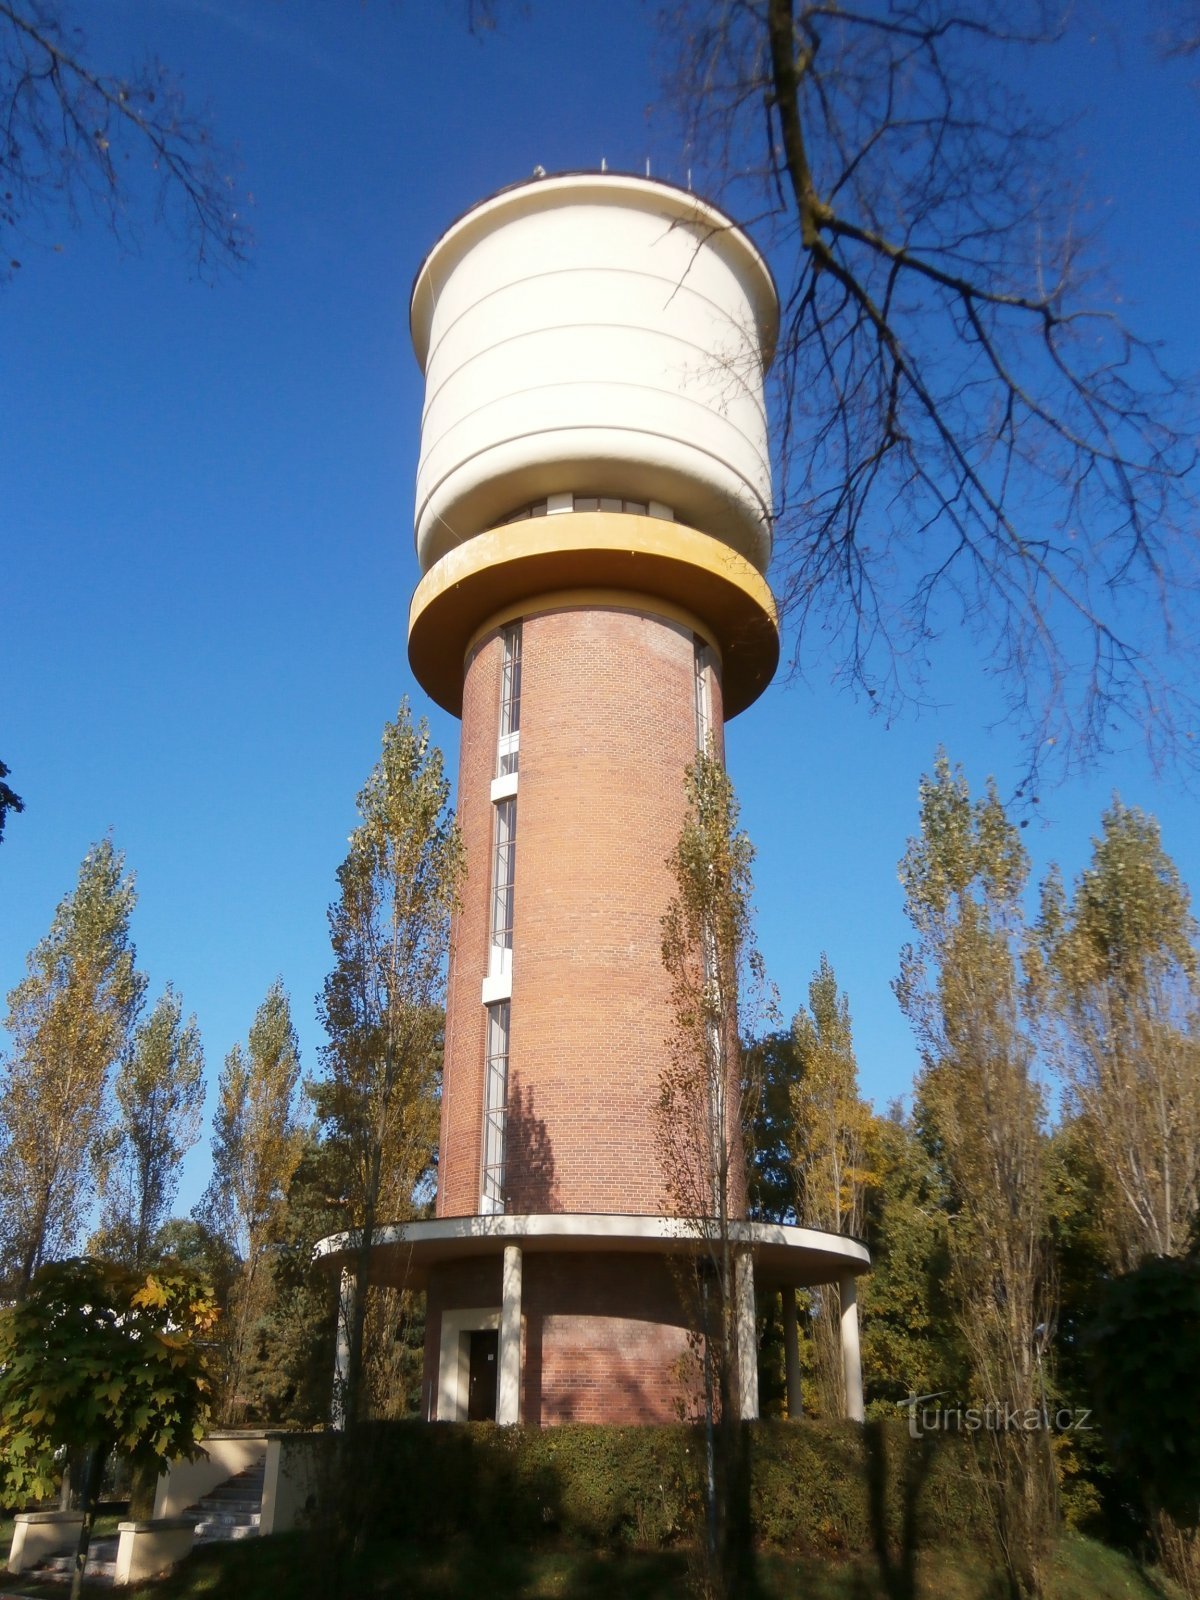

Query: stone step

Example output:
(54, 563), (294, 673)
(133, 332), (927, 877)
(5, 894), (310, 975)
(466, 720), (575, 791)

(193, 1515), (260, 1536)
(207, 1468), (265, 1491)
(195, 1523), (258, 1542)
(45, 1534), (119, 1583)
(195, 1497), (262, 1517)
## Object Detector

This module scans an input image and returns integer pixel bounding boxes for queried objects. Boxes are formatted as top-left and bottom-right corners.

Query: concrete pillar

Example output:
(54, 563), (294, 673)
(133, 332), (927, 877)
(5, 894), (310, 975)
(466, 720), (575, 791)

(782, 1288), (803, 1419)
(735, 1251), (759, 1421)
(331, 1268), (355, 1431)
(839, 1273), (865, 1422)
(497, 1244), (523, 1424)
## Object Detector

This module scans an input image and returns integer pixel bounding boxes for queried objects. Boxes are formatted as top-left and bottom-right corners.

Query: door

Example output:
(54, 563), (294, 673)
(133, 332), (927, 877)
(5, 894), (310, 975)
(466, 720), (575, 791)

(467, 1329), (499, 1420)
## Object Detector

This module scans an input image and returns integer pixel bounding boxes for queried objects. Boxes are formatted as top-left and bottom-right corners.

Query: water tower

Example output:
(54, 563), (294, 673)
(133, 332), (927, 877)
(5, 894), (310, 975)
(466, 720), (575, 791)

(318, 173), (868, 1425)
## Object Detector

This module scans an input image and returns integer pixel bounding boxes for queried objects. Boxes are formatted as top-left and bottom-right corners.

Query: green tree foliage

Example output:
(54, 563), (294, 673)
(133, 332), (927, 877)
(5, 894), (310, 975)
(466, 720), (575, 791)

(745, 1029), (801, 1223)
(858, 1109), (964, 1412)
(93, 985), (205, 1269)
(1035, 809), (1200, 1600)
(0, 1256), (215, 1599)
(657, 750), (772, 1597)
(658, 751), (765, 1331)
(792, 956), (873, 1239)
(0, 756), (23, 841)
(154, 1216), (240, 1310)
(242, 1140), (342, 1427)
(897, 753), (1056, 1597)
(1040, 1120), (1117, 1536)
(199, 979), (304, 1421)
(1037, 801), (1200, 1268)
(1087, 1255), (1200, 1543)
(0, 840), (144, 1296)
(790, 956), (876, 1417)
(316, 702), (462, 1430)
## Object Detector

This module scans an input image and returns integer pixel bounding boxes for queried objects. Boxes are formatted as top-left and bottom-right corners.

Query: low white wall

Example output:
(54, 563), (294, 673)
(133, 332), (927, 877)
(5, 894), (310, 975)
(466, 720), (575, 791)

(153, 1432), (268, 1517)
(7, 1510), (84, 1575)
(114, 1519), (195, 1585)
(260, 1432), (324, 1536)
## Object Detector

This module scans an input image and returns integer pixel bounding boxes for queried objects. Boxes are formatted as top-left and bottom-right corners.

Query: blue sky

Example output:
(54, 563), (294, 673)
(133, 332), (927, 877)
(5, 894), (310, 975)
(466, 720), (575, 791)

(3, 0), (1198, 1219)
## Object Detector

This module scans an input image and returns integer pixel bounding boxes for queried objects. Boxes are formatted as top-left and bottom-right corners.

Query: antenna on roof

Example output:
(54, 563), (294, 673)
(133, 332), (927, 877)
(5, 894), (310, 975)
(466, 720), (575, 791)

(601, 157), (607, 173)
(645, 157), (651, 178)
(687, 168), (692, 192)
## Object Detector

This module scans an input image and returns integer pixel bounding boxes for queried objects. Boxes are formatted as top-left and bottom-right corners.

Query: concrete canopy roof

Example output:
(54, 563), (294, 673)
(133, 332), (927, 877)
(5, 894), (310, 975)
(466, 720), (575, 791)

(313, 1212), (869, 1292)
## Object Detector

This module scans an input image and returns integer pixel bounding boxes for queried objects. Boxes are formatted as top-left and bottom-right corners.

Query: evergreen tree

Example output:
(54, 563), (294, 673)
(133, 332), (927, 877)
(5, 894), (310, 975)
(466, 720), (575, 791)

(93, 985), (204, 1268)
(0, 840), (143, 1295)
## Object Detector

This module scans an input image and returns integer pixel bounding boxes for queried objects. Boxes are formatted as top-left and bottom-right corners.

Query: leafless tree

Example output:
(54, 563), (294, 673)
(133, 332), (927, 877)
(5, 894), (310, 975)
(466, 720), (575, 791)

(661, 0), (1199, 781)
(1, 0), (248, 279)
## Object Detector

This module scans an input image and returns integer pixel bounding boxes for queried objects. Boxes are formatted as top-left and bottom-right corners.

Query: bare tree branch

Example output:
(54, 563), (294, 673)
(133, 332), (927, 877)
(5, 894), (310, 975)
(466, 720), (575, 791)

(662, 0), (1200, 782)
(0, 0), (249, 279)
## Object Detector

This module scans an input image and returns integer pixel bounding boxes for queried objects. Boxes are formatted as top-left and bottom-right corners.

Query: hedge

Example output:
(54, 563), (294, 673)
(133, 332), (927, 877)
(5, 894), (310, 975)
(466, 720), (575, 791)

(319, 1419), (987, 1556)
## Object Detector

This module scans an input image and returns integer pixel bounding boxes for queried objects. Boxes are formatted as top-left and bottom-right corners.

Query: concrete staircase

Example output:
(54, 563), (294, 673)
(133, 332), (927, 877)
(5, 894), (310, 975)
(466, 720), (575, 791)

(39, 1460), (266, 1584)
(187, 1458), (265, 1544)
(44, 1535), (118, 1585)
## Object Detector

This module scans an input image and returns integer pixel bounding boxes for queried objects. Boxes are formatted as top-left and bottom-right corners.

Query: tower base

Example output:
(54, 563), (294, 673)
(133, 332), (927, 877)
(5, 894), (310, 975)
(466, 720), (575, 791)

(316, 1213), (869, 1426)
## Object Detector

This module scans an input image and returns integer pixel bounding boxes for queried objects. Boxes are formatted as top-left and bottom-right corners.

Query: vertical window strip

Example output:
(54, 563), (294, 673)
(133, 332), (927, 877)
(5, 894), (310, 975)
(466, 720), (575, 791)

(490, 797), (516, 972)
(497, 623), (522, 775)
(481, 1000), (510, 1213)
(694, 637), (713, 754)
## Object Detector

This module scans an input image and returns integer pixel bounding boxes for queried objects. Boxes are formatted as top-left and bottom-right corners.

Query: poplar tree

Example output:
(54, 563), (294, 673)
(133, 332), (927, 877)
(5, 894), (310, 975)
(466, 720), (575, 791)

(316, 703), (463, 1430)
(199, 979), (304, 1420)
(94, 985), (205, 1268)
(1037, 801), (1200, 1269)
(896, 754), (1055, 1598)
(789, 954), (875, 1416)
(1036, 803), (1200, 1592)
(0, 840), (143, 1296)
(657, 750), (771, 1597)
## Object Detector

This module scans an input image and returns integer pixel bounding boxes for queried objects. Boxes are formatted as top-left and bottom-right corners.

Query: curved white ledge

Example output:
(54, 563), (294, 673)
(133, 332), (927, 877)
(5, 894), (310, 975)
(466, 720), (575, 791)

(313, 1211), (869, 1290)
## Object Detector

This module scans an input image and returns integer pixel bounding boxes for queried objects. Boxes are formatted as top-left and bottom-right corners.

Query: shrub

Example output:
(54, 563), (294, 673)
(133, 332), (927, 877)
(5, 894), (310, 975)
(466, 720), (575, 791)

(339, 1418), (987, 1556)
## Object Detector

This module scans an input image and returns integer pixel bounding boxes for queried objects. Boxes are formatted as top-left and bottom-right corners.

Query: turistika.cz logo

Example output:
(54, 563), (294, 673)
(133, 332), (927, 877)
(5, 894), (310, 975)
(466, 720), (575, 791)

(902, 1391), (1093, 1439)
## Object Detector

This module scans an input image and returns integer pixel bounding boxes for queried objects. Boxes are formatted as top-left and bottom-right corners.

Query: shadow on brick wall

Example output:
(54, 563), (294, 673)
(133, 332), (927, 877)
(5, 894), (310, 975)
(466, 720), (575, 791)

(503, 1076), (560, 1213)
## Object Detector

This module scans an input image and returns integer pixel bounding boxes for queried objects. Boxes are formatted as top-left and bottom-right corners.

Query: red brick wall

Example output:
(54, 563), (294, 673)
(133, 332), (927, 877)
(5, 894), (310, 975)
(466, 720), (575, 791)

(438, 600), (741, 1222)
(437, 634), (499, 1217)
(522, 1251), (701, 1424)
(508, 605), (715, 1214)
(421, 1250), (705, 1425)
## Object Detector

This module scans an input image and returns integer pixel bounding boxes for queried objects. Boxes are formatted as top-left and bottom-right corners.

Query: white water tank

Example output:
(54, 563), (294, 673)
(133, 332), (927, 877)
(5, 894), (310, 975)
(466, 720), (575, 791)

(410, 173), (778, 574)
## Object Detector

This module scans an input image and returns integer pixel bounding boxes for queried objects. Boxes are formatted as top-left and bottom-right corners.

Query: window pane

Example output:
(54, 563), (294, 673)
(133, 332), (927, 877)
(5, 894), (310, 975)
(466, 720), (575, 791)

(481, 1001), (510, 1212)
(491, 797), (516, 953)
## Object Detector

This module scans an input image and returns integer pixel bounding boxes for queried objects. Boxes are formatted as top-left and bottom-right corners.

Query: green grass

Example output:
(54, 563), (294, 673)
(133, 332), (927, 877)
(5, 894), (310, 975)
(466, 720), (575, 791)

(0, 1528), (1183, 1599)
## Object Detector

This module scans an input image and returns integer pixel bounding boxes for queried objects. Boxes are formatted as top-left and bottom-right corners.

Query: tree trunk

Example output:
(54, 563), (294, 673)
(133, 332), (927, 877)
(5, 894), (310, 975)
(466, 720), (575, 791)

(70, 1442), (109, 1600)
